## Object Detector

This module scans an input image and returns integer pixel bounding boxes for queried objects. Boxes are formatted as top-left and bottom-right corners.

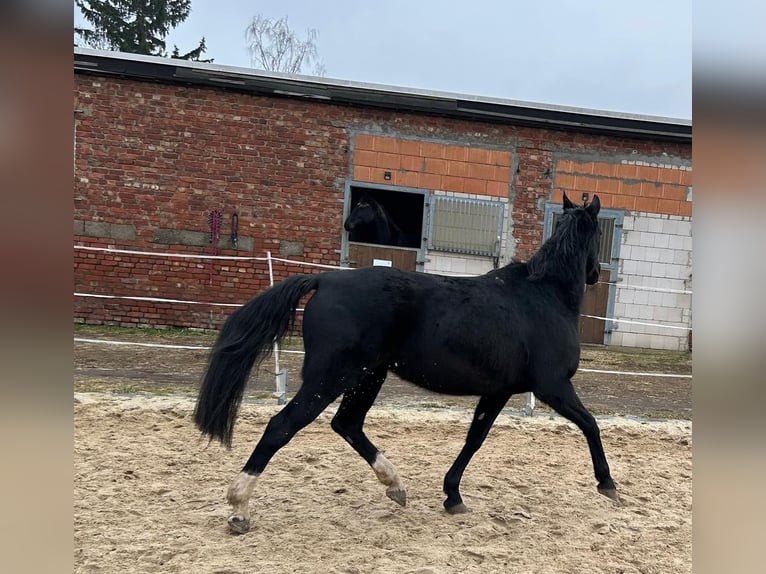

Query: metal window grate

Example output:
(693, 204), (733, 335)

(428, 196), (504, 256)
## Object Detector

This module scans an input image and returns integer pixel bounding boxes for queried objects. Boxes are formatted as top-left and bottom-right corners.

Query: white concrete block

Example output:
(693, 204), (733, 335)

(651, 262), (667, 277)
(653, 234), (671, 249)
(618, 289), (635, 304)
(658, 249), (675, 264)
(662, 219), (679, 235)
(648, 218), (664, 233)
(673, 249), (689, 265)
(637, 261), (653, 275)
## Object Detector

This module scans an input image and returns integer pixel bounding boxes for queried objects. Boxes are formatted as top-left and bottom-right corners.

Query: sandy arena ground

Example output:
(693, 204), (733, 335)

(74, 393), (691, 574)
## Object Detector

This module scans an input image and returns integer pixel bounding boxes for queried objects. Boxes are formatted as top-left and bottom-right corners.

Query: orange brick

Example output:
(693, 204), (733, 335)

(594, 192), (615, 208)
(592, 162), (616, 177)
(679, 200), (693, 217)
(442, 175), (465, 192)
(617, 164), (638, 179)
(444, 145), (469, 161)
(354, 149), (377, 167)
(468, 163), (495, 180)
(636, 165), (660, 182)
(353, 165), (371, 182)
(423, 158), (448, 175)
(556, 159), (574, 172)
(486, 180), (508, 197)
(596, 178), (619, 193)
(376, 152), (400, 170)
(373, 136), (399, 153)
(555, 174), (575, 189)
(421, 142), (446, 160)
(612, 195), (636, 210)
(420, 173), (441, 190)
(679, 170), (693, 186)
(662, 184), (686, 201)
(640, 182), (664, 198)
(574, 176), (598, 192)
(489, 150), (512, 167)
(620, 181), (642, 196)
(573, 161), (594, 174)
(493, 165), (511, 183)
(657, 198), (681, 215)
(399, 139), (421, 156)
(464, 178), (487, 195)
(657, 167), (679, 184)
(398, 170), (420, 188)
(467, 148), (491, 164)
(447, 161), (469, 177)
(400, 155), (424, 172)
(354, 134), (375, 151)
(551, 188), (565, 203)
(634, 196), (659, 213)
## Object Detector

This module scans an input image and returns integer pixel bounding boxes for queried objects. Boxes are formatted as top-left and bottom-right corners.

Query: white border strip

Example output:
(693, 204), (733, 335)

(74, 337), (210, 350)
(75, 292), (244, 307)
(73, 338), (692, 379)
(597, 281), (692, 295)
(75, 245), (266, 261)
(581, 314), (691, 331)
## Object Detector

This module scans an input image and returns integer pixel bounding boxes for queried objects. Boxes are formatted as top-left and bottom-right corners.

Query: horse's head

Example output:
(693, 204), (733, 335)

(344, 199), (376, 232)
(563, 193), (601, 285)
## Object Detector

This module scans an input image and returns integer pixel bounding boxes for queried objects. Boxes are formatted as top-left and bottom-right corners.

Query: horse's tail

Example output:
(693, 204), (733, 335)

(193, 274), (319, 447)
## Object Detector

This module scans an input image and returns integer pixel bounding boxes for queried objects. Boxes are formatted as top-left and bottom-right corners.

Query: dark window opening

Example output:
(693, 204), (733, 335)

(346, 187), (424, 248)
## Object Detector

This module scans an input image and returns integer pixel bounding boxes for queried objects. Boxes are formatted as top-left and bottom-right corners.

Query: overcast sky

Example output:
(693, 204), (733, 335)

(75, 0), (692, 120)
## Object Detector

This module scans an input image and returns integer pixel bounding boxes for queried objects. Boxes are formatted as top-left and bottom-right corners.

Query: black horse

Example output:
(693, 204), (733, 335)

(195, 193), (619, 534)
(343, 195), (407, 246)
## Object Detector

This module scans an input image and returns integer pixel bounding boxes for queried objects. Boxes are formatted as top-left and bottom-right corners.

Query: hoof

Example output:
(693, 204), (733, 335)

(386, 487), (407, 507)
(445, 502), (472, 515)
(598, 487), (621, 504)
(227, 514), (251, 534)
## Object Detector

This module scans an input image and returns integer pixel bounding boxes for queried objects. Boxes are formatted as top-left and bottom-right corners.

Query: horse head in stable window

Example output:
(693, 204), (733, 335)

(343, 194), (406, 247)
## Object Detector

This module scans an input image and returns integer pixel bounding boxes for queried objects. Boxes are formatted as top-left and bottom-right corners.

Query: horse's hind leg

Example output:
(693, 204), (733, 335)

(330, 367), (407, 507)
(535, 380), (620, 503)
(443, 394), (509, 514)
(226, 385), (340, 534)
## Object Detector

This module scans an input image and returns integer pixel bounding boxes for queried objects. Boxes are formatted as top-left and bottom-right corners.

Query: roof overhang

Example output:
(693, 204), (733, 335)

(74, 48), (691, 143)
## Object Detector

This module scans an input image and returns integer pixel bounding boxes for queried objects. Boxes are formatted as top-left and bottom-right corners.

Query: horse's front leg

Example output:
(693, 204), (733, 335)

(443, 394), (509, 514)
(535, 380), (620, 503)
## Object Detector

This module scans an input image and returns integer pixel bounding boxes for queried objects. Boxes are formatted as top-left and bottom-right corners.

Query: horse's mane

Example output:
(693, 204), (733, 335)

(526, 209), (595, 284)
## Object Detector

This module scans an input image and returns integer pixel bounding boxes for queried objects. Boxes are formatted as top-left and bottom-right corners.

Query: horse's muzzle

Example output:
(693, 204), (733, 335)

(586, 262), (601, 285)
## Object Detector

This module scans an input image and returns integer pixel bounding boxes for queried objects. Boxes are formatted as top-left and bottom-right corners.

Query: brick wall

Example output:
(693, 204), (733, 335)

(74, 73), (691, 331)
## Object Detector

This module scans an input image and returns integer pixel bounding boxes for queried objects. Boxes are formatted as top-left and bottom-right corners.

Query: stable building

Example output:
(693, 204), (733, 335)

(74, 48), (692, 350)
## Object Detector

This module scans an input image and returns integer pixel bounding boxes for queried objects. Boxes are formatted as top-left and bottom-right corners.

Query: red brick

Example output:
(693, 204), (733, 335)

(661, 184), (687, 201)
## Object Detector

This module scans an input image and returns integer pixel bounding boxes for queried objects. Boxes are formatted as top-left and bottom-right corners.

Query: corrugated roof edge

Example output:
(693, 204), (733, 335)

(74, 48), (691, 142)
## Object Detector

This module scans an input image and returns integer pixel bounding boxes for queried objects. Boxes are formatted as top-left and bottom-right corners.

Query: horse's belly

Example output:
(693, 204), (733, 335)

(389, 359), (526, 397)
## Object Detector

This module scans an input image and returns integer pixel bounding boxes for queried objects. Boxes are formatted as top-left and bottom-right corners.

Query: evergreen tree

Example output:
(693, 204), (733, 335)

(74, 0), (212, 62)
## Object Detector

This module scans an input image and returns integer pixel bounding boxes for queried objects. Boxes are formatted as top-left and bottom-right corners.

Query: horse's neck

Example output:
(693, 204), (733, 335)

(524, 244), (588, 311)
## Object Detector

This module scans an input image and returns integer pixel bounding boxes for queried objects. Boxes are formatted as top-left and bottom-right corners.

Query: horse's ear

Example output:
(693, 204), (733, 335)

(562, 192), (576, 211)
(586, 194), (601, 217)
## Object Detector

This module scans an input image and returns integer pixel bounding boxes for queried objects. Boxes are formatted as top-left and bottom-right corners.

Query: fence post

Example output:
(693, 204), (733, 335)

(524, 392), (535, 416)
(266, 251), (284, 404)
